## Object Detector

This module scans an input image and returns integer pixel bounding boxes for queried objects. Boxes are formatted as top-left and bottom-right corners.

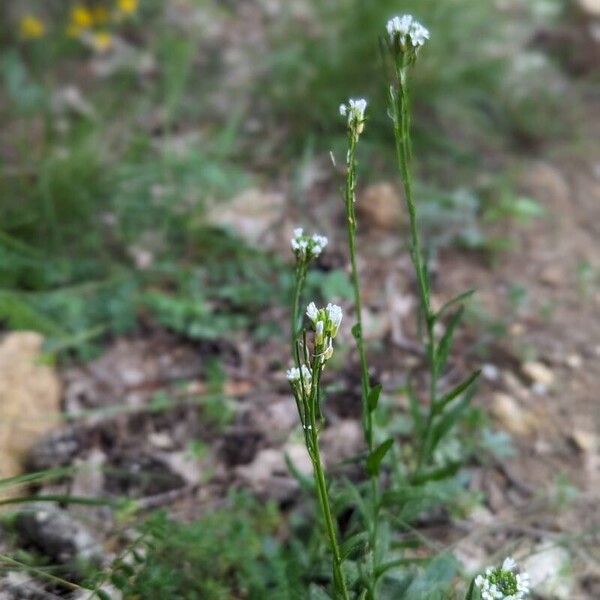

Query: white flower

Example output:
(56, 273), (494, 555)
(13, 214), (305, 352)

(306, 302), (318, 322)
(305, 302), (343, 341)
(386, 14), (429, 49)
(311, 234), (328, 257)
(475, 558), (530, 600)
(291, 228), (328, 260)
(286, 365), (312, 392)
(326, 303), (343, 337)
(339, 98), (368, 131)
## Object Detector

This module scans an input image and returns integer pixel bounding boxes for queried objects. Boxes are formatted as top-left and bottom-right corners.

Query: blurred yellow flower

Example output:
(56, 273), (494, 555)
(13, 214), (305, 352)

(92, 5), (110, 25)
(20, 15), (45, 39)
(117, 0), (139, 16)
(92, 31), (113, 52)
(67, 5), (94, 36)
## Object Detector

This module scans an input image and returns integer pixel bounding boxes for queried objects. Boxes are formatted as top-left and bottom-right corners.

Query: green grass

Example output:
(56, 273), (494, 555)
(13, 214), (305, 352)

(259, 0), (568, 175)
(98, 494), (309, 600)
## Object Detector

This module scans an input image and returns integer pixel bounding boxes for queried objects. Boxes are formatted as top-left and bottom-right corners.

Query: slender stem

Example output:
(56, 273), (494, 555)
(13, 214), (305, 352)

(344, 132), (371, 445)
(309, 428), (350, 600)
(343, 130), (379, 597)
(289, 266), (349, 599)
(391, 65), (438, 472)
(291, 262), (308, 357)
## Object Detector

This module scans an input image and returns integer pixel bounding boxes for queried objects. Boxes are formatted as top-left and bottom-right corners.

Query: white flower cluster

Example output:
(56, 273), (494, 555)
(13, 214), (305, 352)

(475, 557), (530, 600)
(286, 364), (312, 393)
(305, 301), (343, 362)
(291, 228), (328, 261)
(386, 14), (430, 49)
(306, 302), (343, 339)
(339, 98), (367, 132)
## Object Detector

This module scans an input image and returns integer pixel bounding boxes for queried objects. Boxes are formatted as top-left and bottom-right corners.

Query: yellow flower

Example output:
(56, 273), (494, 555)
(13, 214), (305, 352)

(117, 0), (139, 16)
(67, 5), (94, 36)
(92, 5), (110, 25)
(92, 31), (113, 52)
(20, 15), (45, 39)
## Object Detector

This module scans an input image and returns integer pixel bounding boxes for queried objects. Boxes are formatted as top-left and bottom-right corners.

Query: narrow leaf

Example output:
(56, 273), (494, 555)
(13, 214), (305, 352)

(406, 379), (424, 436)
(435, 306), (464, 376)
(375, 557), (425, 580)
(437, 289), (475, 319)
(434, 370), (481, 416)
(366, 438), (394, 477)
(410, 462), (461, 485)
(367, 384), (382, 413)
(340, 531), (368, 560)
(428, 385), (477, 457)
(351, 323), (362, 341)
(465, 578), (476, 600)
(284, 453), (314, 492)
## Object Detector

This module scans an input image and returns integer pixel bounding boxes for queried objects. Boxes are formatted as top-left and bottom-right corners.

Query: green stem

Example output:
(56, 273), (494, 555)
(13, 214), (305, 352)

(344, 132), (371, 445)
(309, 429), (350, 600)
(291, 262), (308, 357)
(391, 65), (438, 472)
(289, 266), (349, 599)
(343, 130), (379, 597)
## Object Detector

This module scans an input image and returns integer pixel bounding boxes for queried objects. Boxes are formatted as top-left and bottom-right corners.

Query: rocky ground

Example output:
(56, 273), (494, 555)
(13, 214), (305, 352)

(1, 2), (599, 598)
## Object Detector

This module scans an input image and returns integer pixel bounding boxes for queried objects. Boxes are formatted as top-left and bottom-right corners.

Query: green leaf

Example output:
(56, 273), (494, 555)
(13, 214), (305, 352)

(403, 553), (459, 599)
(342, 478), (371, 527)
(351, 323), (362, 341)
(94, 591), (112, 600)
(284, 452), (315, 492)
(436, 289), (475, 319)
(410, 462), (462, 485)
(340, 531), (368, 560)
(367, 384), (382, 413)
(434, 306), (464, 376)
(117, 562), (135, 577)
(374, 557), (425, 580)
(366, 438), (394, 476)
(434, 370), (481, 416)
(465, 578), (476, 600)
(309, 584), (332, 600)
(406, 379), (424, 436)
(110, 572), (128, 589)
(428, 385), (477, 458)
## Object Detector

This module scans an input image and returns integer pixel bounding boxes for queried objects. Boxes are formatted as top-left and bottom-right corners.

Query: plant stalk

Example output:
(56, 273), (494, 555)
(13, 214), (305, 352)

(391, 63), (439, 472)
(343, 129), (379, 598)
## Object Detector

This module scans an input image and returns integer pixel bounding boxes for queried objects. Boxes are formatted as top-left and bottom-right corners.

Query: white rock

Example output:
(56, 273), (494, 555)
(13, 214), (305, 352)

(491, 393), (535, 435)
(522, 361), (555, 386)
(579, 0), (600, 16)
(522, 543), (573, 599)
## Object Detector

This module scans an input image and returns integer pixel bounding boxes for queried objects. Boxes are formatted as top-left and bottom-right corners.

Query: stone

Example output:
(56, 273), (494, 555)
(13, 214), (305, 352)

(539, 265), (564, 287)
(357, 182), (403, 231)
(491, 393), (536, 436)
(321, 420), (363, 465)
(235, 442), (312, 501)
(0, 333), (62, 491)
(0, 571), (49, 599)
(522, 361), (555, 386)
(578, 0), (600, 16)
(522, 543), (573, 599)
(565, 354), (583, 369)
(207, 188), (284, 245)
(16, 504), (104, 565)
